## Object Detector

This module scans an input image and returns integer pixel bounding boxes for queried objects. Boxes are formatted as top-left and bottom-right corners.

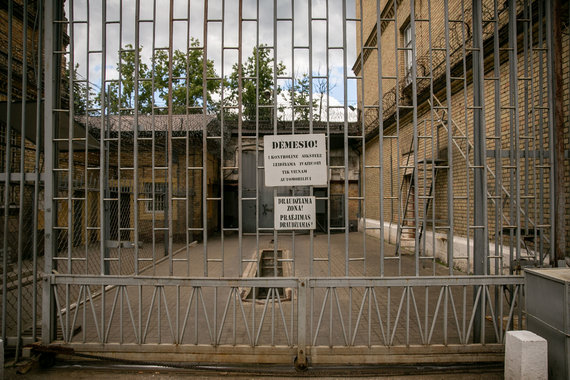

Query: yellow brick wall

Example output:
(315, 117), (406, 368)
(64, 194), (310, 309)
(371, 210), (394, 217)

(359, 0), (570, 252)
(0, 1), (42, 101)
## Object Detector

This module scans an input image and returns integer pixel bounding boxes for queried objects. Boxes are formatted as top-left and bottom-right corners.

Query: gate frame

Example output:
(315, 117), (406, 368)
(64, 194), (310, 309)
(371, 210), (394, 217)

(33, 0), (561, 367)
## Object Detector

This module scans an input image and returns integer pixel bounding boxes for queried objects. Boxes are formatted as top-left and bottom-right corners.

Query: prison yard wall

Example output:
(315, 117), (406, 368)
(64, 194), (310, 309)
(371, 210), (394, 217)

(357, 0), (570, 268)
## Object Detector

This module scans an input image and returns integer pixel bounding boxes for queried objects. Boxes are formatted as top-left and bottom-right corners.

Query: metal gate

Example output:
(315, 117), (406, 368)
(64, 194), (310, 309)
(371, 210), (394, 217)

(2, 0), (568, 368)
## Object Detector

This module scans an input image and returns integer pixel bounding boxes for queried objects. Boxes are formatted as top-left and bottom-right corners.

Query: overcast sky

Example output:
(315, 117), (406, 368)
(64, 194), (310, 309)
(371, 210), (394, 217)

(67, 0), (358, 118)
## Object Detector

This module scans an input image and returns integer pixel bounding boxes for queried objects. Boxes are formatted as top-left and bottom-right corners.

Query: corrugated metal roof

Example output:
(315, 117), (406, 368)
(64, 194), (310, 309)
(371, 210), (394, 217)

(76, 114), (217, 132)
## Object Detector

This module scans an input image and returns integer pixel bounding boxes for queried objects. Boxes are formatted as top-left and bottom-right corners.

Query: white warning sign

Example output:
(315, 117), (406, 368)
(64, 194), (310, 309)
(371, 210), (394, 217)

(274, 196), (316, 230)
(264, 134), (327, 187)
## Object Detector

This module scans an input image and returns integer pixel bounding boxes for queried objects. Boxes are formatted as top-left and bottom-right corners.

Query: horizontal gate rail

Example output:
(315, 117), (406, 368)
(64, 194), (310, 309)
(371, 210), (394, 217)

(45, 274), (524, 365)
(50, 275), (300, 288)
(309, 276), (524, 287)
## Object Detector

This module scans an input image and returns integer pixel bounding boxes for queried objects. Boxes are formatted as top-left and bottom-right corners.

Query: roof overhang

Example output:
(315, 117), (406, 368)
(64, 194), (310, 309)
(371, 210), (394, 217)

(0, 101), (100, 151)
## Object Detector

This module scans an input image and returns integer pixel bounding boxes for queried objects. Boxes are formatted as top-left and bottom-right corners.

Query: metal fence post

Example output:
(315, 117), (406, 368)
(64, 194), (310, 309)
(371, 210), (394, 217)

(42, 0), (58, 345)
(472, 0), (489, 344)
(295, 278), (308, 370)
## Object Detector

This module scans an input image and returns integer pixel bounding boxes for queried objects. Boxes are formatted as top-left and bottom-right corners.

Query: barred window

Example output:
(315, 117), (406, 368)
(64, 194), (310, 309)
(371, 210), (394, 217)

(403, 23), (413, 85)
(144, 182), (167, 212)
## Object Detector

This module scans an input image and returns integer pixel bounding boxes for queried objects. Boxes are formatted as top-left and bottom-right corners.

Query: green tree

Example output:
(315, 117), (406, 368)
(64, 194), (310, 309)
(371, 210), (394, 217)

(153, 39), (219, 114)
(103, 45), (152, 114)
(227, 45), (285, 121)
(65, 63), (97, 116)
(102, 39), (218, 115)
(281, 73), (318, 121)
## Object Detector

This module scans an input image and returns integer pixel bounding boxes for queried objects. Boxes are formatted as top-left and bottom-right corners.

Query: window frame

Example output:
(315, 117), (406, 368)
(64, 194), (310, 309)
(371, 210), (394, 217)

(144, 182), (167, 213)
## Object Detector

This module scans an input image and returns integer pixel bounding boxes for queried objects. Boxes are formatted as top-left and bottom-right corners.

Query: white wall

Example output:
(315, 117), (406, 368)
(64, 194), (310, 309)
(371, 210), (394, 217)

(358, 218), (538, 274)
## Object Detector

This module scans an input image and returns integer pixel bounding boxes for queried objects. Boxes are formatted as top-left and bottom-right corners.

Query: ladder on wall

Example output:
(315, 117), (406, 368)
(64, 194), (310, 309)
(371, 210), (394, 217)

(395, 136), (445, 256)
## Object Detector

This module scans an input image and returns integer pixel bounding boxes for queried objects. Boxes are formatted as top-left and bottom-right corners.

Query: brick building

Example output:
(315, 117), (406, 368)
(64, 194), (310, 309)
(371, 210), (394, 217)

(77, 114), (220, 246)
(354, 0), (569, 273)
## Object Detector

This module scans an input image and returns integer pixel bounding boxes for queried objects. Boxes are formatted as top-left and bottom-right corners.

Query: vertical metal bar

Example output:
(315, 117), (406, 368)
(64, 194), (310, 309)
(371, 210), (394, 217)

(492, 0), (503, 275)
(42, 0), (58, 345)
(32, 0), (44, 341)
(202, 0), (210, 276)
(537, 0), (546, 265)
(552, 0), (566, 265)
(460, 0), (470, 276)
(272, 0), (278, 281)
(405, 287), (410, 346)
(508, 0), (522, 269)
(522, 0), (530, 253)
(325, 0), (331, 277)
(185, 0), (191, 275)
(393, 0), (401, 275)
(2, 0), (13, 346)
(545, 0), (555, 266)
(254, 0), (260, 279)
(527, 0), (539, 268)
(99, 1), (107, 277)
(425, 0), (434, 275)
(66, 0), (75, 345)
(83, 0), (91, 276)
(357, 0), (367, 276)
(150, 0), (157, 274)
(472, 0), (488, 343)
(237, 0), (244, 278)
(168, 0), (175, 275)
(272, 0), (278, 280)
(443, 286), (448, 345)
(290, 0), (296, 276)
(410, 0), (419, 276)
(133, 0), (141, 275)
(308, 0), (314, 279)
(15, 0), (30, 359)
(342, 0), (349, 276)
(472, 0), (488, 275)
(443, 0), (454, 275)
(99, 0), (109, 341)
(375, 0), (385, 276)
(219, 0), (225, 277)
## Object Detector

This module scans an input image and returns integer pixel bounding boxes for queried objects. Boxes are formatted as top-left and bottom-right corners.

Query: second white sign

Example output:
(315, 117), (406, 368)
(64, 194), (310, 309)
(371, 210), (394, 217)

(274, 196), (316, 230)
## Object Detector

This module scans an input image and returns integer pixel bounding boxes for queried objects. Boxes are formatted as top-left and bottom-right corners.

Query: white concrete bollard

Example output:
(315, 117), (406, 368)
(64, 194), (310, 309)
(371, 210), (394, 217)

(0, 338), (3, 379)
(505, 330), (547, 380)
